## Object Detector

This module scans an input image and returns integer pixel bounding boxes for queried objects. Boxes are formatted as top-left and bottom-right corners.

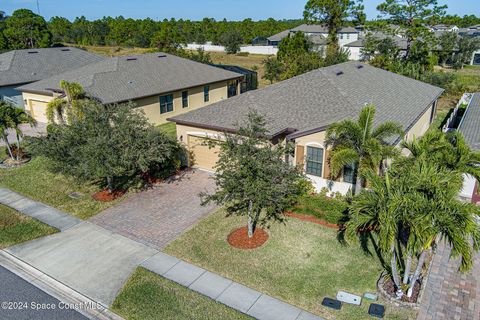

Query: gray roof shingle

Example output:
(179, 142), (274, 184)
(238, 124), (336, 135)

(170, 62), (444, 139)
(458, 93), (480, 152)
(18, 52), (243, 104)
(268, 24), (358, 42)
(0, 47), (105, 87)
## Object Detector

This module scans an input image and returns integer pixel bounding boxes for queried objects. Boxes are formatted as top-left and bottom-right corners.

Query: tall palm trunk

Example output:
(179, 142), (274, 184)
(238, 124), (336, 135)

(106, 176), (114, 194)
(247, 200), (254, 238)
(2, 133), (14, 160)
(355, 176), (362, 195)
(15, 131), (21, 161)
(403, 254), (412, 284)
(391, 244), (403, 298)
(407, 250), (427, 298)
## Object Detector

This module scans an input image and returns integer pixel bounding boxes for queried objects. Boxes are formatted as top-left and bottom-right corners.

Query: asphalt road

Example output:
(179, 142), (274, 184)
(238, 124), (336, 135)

(0, 266), (89, 320)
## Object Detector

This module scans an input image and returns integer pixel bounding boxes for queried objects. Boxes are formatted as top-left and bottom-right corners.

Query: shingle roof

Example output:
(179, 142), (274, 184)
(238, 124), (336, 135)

(268, 24), (358, 42)
(344, 33), (408, 50)
(0, 47), (105, 87)
(18, 53), (243, 104)
(170, 62), (444, 140)
(458, 93), (480, 152)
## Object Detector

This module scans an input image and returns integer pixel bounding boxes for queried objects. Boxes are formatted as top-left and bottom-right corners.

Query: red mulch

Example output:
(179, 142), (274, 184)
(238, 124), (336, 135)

(285, 211), (340, 230)
(92, 189), (125, 202)
(383, 278), (421, 303)
(227, 226), (269, 249)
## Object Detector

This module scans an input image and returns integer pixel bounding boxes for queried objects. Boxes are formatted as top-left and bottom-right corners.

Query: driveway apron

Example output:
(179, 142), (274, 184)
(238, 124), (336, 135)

(6, 222), (157, 307)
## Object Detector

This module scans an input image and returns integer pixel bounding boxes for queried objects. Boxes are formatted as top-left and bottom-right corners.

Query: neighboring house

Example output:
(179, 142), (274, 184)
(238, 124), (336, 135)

(0, 47), (104, 108)
(267, 24), (359, 48)
(471, 49), (480, 66)
(17, 53), (244, 124)
(430, 24), (459, 32)
(344, 32), (408, 61)
(169, 62), (443, 194)
(457, 93), (480, 203)
(251, 36), (269, 46)
(211, 65), (258, 93)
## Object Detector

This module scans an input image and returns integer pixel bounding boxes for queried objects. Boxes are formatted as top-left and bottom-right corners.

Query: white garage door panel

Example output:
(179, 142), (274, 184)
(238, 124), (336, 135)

(188, 135), (220, 171)
(30, 101), (49, 123)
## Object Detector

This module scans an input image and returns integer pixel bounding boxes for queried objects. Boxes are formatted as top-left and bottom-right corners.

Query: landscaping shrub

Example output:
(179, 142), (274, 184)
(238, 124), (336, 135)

(292, 194), (349, 225)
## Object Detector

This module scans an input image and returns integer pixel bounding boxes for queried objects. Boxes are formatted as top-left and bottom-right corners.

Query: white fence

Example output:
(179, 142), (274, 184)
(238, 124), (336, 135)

(185, 42), (278, 55)
(442, 93), (473, 132)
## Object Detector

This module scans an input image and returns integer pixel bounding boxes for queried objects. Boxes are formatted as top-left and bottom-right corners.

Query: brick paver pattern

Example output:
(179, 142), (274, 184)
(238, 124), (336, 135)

(417, 241), (480, 320)
(89, 170), (217, 250)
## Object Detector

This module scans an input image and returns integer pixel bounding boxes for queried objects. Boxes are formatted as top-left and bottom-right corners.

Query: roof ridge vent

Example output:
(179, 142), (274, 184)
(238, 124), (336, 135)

(61, 48), (71, 51)
(126, 57), (138, 61)
(335, 70), (344, 76)
(27, 51), (39, 54)
(356, 65), (364, 69)
(158, 54), (167, 58)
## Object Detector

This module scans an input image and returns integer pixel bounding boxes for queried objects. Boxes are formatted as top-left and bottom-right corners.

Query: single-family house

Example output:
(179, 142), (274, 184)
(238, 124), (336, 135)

(344, 32), (408, 61)
(267, 24), (359, 48)
(0, 47), (104, 108)
(17, 53), (244, 124)
(168, 62), (444, 194)
(458, 93), (480, 203)
(430, 24), (459, 32)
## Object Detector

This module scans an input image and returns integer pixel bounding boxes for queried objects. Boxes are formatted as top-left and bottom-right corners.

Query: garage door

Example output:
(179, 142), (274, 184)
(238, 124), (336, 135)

(188, 135), (221, 171)
(30, 100), (49, 123)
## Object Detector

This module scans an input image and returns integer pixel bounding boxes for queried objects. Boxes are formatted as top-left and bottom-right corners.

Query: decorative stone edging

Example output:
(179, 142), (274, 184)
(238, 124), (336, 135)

(376, 254), (435, 310)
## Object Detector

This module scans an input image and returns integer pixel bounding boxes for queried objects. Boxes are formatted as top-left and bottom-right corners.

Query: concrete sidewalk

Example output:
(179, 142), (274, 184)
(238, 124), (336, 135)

(141, 252), (324, 320)
(0, 188), (81, 231)
(1, 188), (324, 319)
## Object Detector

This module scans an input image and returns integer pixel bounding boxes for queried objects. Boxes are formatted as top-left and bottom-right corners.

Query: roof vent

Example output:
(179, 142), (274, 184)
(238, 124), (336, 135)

(335, 71), (344, 76)
(356, 65), (364, 69)
(27, 51), (39, 54)
(158, 54), (167, 58)
(61, 48), (71, 51)
(126, 57), (137, 61)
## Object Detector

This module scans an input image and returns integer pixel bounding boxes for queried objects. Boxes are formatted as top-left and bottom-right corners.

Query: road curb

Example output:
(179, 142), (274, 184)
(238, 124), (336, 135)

(0, 250), (124, 320)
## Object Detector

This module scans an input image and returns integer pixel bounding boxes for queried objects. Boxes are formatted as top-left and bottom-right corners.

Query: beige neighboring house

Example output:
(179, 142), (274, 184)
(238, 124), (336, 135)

(17, 53), (244, 124)
(169, 62), (444, 194)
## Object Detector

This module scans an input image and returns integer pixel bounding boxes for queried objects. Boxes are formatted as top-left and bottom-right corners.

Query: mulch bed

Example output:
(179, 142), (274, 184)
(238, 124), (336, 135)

(285, 211), (341, 230)
(383, 278), (421, 303)
(92, 189), (125, 202)
(227, 226), (269, 249)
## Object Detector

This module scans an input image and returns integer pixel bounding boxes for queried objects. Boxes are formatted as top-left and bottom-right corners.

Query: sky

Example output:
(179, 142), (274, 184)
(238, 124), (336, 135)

(1, 0), (479, 21)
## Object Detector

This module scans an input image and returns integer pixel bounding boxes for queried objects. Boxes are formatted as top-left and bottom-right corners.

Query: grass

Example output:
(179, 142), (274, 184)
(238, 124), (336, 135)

(291, 194), (348, 224)
(111, 267), (252, 320)
(164, 210), (416, 320)
(157, 122), (177, 139)
(0, 204), (57, 249)
(0, 156), (123, 220)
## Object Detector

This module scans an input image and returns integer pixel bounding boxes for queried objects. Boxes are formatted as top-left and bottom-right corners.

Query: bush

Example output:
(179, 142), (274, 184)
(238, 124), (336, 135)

(292, 193), (349, 225)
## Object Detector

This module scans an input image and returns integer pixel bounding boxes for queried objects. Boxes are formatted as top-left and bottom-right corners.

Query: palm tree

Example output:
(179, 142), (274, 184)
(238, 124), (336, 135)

(347, 160), (480, 298)
(325, 104), (403, 194)
(0, 102), (36, 161)
(46, 80), (85, 124)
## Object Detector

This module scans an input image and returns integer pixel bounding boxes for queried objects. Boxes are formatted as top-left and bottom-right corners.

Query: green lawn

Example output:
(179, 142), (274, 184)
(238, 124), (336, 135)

(157, 122), (177, 139)
(165, 210), (416, 320)
(112, 267), (252, 320)
(0, 204), (57, 248)
(0, 156), (123, 220)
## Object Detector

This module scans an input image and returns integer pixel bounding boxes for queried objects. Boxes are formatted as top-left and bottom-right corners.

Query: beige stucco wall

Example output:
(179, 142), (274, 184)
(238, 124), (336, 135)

(22, 92), (55, 123)
(404, 103), (434, 143)
(176, 124), (227, 144)
(136, 80), (238, 125)
(22, 79), (240, 125)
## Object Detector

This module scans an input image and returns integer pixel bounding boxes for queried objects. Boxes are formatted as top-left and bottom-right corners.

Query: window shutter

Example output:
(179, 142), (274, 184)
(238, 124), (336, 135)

(296, 145), (305, 168)
(324, 149), (332, 179)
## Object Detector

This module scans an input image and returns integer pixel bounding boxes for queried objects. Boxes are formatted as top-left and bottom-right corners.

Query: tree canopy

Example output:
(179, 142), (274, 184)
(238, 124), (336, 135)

(3, 9), (51, 49)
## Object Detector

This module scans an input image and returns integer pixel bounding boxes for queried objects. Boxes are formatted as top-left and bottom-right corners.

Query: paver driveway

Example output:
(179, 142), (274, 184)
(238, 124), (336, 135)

(90, 170), (217, 250)
(0, 123), (47, 146)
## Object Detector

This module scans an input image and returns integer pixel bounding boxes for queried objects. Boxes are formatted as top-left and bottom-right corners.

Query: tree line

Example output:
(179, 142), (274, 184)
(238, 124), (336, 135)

(0, 9), (303, 51)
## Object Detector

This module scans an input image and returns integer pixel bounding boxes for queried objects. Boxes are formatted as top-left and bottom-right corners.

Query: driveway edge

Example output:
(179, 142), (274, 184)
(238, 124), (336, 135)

(0, 250), (124, 320)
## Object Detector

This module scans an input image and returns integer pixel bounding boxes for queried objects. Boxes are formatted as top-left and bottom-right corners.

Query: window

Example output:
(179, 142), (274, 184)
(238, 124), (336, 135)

(347, 33), (350, 39)
(340, 34), (344, 40)
(182, 91), (189, 108)
(204, 85), (210, 102)
(343, 163), (357, 184)
(160, 94), (173, 114)
(227, 80), (238, 98)
(306, 146), (324, 177)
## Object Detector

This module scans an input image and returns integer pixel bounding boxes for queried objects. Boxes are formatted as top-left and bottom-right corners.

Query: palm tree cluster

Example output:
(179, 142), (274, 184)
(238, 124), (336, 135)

(326, 106), (480, 299)
(344, 129), (480, 299)
(46, 80), (85, 124)
(0, 101), (36, 161)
